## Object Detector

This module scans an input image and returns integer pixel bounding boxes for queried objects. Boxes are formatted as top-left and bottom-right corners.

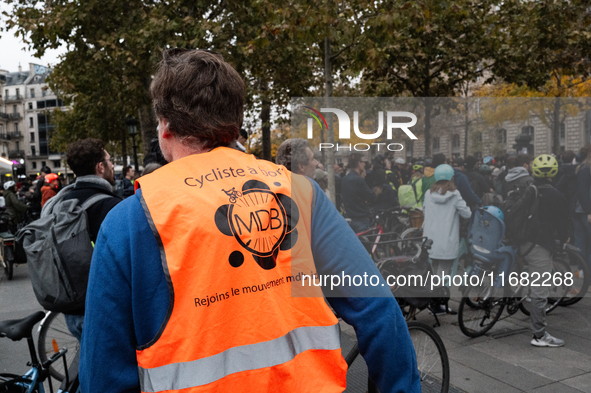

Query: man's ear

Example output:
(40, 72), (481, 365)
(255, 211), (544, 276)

(95, 161), (105, 176)
(159, 118), (173, 139)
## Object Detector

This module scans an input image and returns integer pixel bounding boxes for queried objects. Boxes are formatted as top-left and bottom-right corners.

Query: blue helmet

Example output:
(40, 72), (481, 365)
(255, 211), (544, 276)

(484, 206), (504, 222)
(434, 164), (454, 181)
(483, 156), (494, 165)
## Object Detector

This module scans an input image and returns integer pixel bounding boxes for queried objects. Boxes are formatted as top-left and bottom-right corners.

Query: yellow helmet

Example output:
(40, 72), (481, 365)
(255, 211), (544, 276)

(532, 154), (558, 178)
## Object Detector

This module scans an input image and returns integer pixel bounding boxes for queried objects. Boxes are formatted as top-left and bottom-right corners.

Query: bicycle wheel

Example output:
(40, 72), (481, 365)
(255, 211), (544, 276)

(408, 321), (450, 393)
(519, 258), (570, 316)
(559, 248), (589, 307)
(37, 312), (79, 382)
(458, 285), (504, 338)
(3, 246), (13, 281)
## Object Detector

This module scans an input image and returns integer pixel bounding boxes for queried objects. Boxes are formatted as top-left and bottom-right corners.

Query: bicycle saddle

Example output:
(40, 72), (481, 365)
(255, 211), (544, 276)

(0, 311), (45, 341)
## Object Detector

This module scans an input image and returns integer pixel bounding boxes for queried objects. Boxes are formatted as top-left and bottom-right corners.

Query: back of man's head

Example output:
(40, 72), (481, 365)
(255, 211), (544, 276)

(432, 153), (446, 167)
(515, 153), (533, 168)
(67, 138), (106, 177)
(41, 166), (52, 176)
(150, 50), (245, 150)
(275, 138), (310, 173)
(348, 152), (364, 170)
(561, 150), (575, 165)
(465, 155), (477, 170)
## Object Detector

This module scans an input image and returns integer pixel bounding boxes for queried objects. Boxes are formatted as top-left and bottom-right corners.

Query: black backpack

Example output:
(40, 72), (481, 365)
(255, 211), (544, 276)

(501, 184), (551, 247)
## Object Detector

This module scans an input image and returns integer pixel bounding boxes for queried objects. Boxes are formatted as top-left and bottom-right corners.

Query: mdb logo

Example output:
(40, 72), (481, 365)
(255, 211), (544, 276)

(215, 180), (299, 270)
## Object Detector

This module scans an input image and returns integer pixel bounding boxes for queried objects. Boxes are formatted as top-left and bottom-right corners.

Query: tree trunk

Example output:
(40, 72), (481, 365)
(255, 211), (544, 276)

(260, 77), (272, 162)
(464, 98), (469, 158)
(325, 37), (336, 204)
(121, 126), (127, 165)
(424, 99), (433, 157)
(553, 99), (562, 156)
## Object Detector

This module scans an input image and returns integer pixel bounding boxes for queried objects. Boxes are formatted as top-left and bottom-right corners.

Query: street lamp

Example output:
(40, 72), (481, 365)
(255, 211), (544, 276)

(126, 116), (139, 172)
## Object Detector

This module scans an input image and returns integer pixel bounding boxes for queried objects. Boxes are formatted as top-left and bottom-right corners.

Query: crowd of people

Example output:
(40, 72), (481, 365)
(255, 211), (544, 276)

(276, 139), (591, 348)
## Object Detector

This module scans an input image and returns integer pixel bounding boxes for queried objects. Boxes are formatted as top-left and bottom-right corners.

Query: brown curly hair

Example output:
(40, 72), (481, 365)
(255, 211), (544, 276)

(66, 138), (106, 177)
(150, 50), (245, 149)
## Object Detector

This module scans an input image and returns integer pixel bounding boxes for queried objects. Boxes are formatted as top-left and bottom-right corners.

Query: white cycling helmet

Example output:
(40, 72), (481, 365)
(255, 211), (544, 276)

(395, 158), (405, 165)
(3, 181), (15, 190)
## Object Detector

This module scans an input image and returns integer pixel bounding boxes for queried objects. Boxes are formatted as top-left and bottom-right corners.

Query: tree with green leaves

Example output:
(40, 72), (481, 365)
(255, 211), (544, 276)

(353, 0), (502, 156)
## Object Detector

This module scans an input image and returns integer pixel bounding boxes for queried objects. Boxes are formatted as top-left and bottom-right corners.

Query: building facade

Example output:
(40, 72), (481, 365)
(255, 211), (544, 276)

(0, 63), (66, 180)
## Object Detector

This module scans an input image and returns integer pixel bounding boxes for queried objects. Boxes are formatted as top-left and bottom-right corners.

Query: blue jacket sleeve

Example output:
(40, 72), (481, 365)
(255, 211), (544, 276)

(309, 181), (420, 393)
(80, 189), (168, 393)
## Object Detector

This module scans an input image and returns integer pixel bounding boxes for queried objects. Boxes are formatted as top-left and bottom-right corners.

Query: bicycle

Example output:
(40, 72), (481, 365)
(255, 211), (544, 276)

(37, 312), (79, 382)
(457, 253), (571, 338)
(555, 242), (589, 307)
(0, 311), (79, 393)
(344, 320), (450, 393)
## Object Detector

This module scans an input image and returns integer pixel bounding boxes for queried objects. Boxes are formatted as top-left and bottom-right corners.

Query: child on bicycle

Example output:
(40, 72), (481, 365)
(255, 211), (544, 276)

(423, 164), (472, 313)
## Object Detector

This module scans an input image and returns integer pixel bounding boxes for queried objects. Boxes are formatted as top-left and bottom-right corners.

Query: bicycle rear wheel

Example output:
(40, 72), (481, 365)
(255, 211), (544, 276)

(37, 312), (79, 382)
(408, 321), (450, 393)
(458, 286), (504, 338)
(519, 258), (570, 316)
(559, 248), (589, 307)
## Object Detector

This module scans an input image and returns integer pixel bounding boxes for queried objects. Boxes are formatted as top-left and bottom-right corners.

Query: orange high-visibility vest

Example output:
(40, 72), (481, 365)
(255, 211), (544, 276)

(135, 147), (347, 393)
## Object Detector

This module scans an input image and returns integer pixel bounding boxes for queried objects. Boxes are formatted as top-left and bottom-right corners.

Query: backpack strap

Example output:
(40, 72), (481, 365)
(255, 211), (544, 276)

(41, 184), (76, 218)
(80, 193), (114, 211)
(410, 179), (419, 202)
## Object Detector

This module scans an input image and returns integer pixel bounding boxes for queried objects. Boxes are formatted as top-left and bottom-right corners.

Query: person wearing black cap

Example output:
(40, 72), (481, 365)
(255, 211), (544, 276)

(452, 157), (481, 208)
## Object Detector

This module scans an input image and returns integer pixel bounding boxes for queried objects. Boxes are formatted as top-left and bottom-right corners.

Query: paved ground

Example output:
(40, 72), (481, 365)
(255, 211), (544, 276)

(2, 265), (591, 392)
(342, 295), (591, 393)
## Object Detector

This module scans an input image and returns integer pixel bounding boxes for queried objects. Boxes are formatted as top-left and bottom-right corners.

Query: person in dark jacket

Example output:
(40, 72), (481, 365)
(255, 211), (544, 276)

(554, 150), (577, 240)
(3, 181), (27, 231)
(574, 145), (591, 266)
(521, 154), (567, 347)
(464, 155), (493, 200)
(502, 154), (533, 199)
(342, 152), (381, 232)
(62, 138), (122, 341)
(121, 166), (135, 198)
(451, 157), (481, 208)
(366, 167), (398, 211)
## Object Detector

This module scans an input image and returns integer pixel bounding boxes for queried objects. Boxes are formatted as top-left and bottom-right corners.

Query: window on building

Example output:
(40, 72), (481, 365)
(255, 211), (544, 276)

(53, 160), (61, 168)
(452, 134), (461, 155)
(41, 161), (46, 167)
(15, 88), (20, 98)
(12, 105), (17, 114)
(16, 141), (20, 152)
(433, 137), (440, 154)
(4, 89), (7, 98)
(42, 89), (47, 97)
(497, 128), (507, 144)
(28, 102), (33, 110)
(31, 146), (36, 156)
(29, 117), (34, 128)
(522, 125), (534, 138)
(336, 158), (342, 165)
(32, 161), (37, 169)
(560, 122), (566, 153)
(14, 123), (19, 133)
(30, 132), (35, 142)
(30, 89), (35, 98)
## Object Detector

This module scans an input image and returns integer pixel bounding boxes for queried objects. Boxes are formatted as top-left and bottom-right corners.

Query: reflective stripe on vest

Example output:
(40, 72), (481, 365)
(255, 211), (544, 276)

(138, 324), (340, 392)
(135, 148), (347, 393)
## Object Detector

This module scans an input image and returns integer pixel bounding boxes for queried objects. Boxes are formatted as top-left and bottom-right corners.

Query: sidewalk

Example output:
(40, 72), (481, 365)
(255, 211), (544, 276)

(342, 297), (591, 393)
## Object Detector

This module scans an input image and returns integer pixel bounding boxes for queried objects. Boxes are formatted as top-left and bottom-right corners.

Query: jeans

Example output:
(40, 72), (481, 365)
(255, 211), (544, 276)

(520, 243), (551, 338)
(573, 214), (591, 267)
(64, 313), (84, 342)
